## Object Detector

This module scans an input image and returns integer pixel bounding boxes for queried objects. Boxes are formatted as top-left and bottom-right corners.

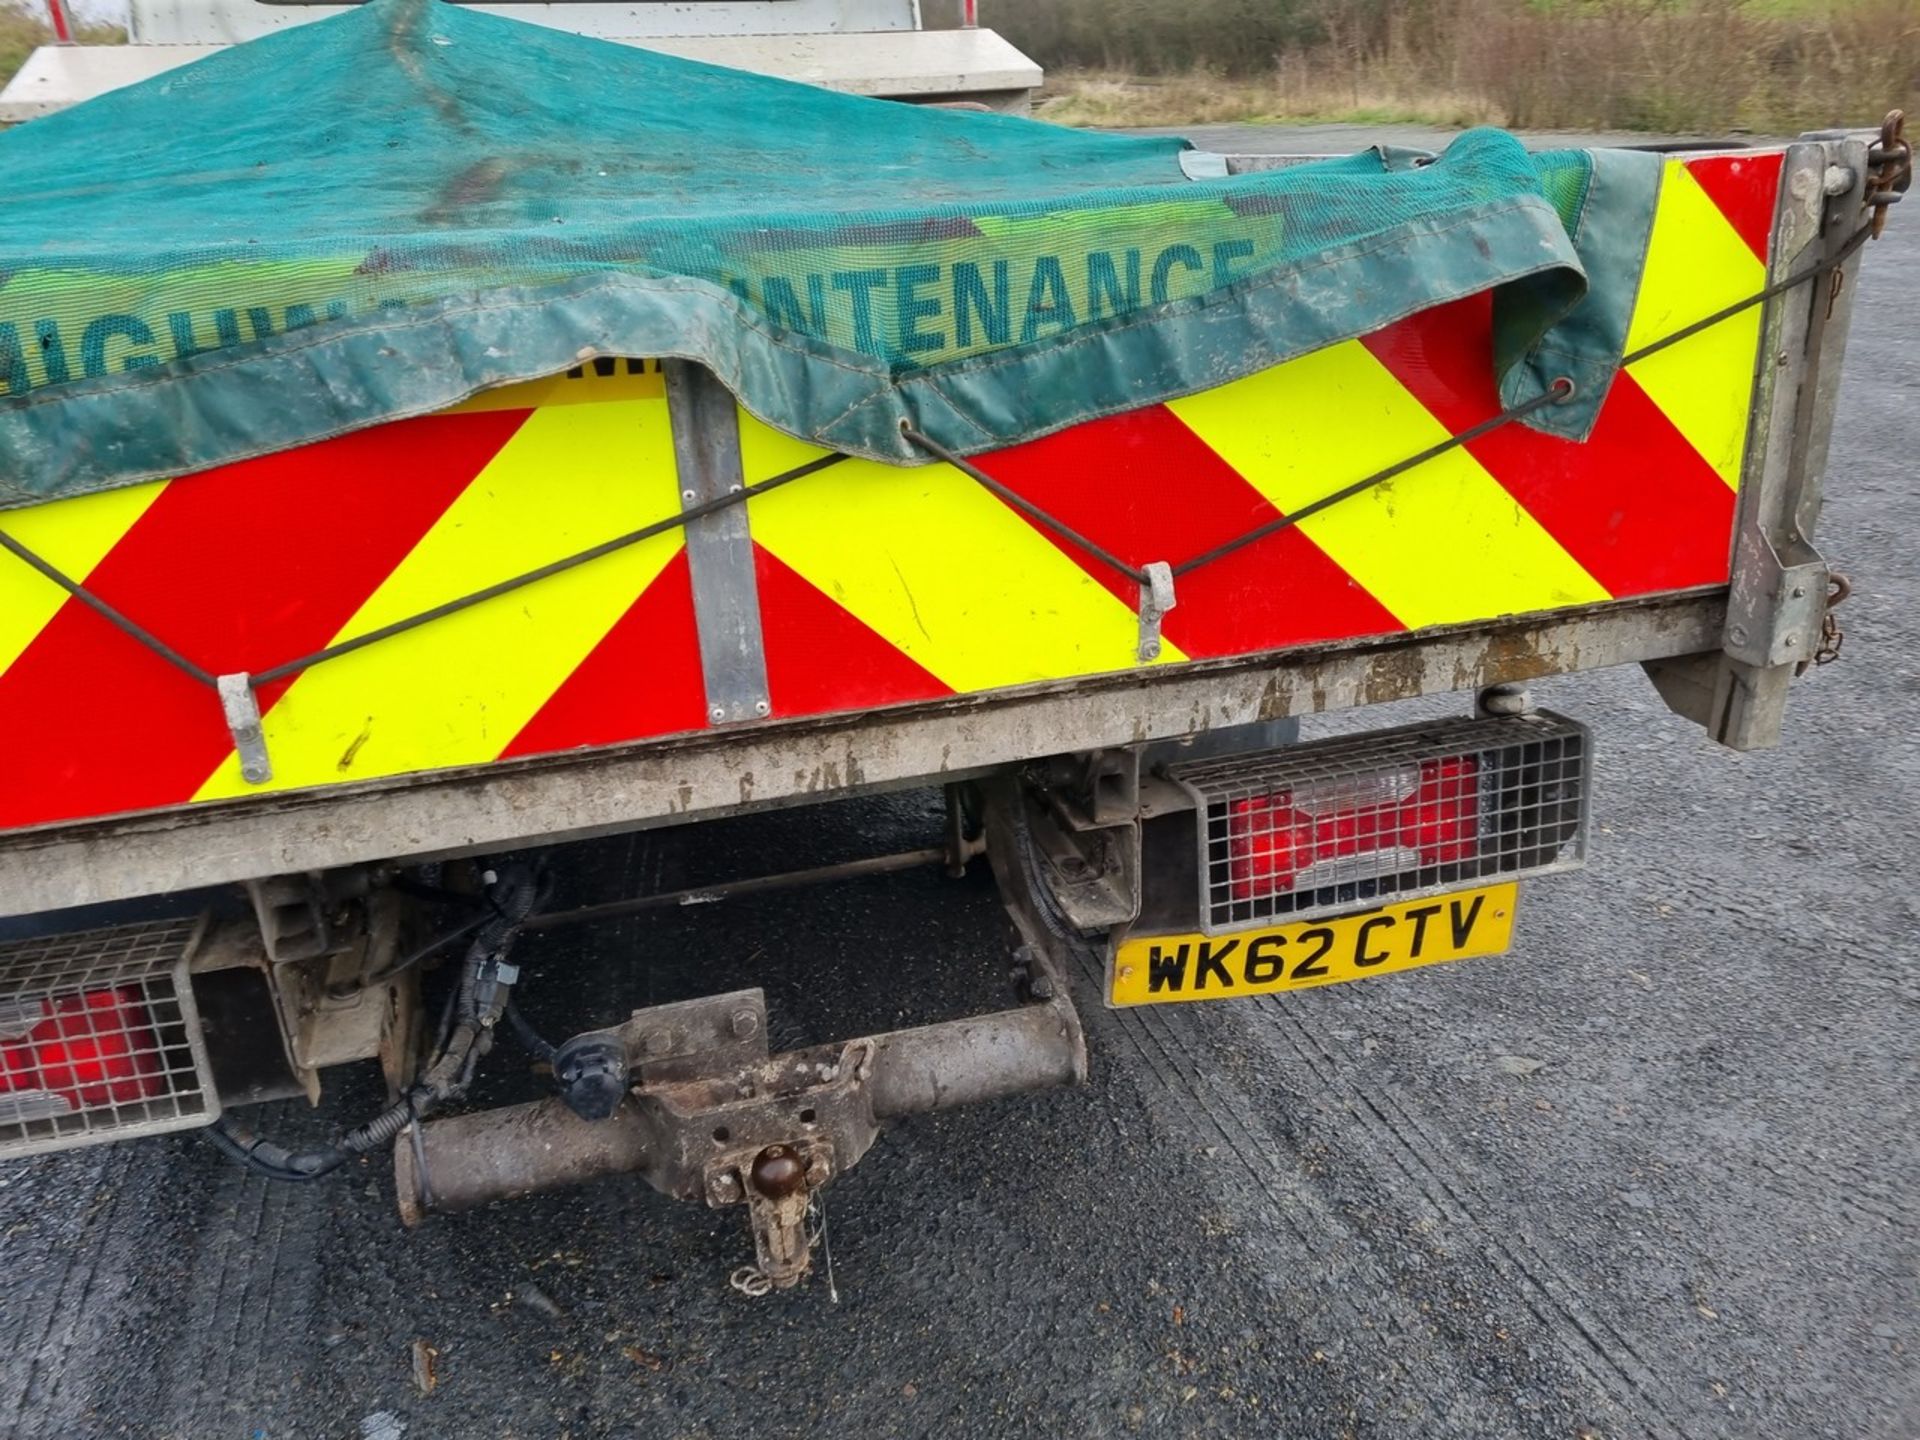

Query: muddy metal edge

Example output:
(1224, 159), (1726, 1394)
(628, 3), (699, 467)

(0, 590), (1725, 917)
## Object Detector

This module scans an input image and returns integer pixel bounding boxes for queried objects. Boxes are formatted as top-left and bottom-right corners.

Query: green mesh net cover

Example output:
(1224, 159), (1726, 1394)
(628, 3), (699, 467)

(0, 0), (1662, 507)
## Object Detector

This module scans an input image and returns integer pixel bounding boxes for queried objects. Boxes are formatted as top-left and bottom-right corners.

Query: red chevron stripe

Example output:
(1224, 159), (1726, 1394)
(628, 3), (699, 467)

(0, 410), (527, 829)
(755, 543), (952, 717)
(970, 405), (1404, 657)
(1363, 294), (1736, 598)
(1684, 152), (1785, 265)
(501, 547), (708, 758)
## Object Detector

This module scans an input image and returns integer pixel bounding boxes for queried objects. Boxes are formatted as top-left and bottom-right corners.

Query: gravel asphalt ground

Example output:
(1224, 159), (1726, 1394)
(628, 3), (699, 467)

(0, 126), (1913, 1440)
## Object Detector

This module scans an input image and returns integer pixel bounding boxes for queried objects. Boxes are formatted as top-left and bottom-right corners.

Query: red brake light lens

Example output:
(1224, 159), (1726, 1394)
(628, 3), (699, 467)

(0, 988), (163, 1111)
(1228, 756), (1482, 902)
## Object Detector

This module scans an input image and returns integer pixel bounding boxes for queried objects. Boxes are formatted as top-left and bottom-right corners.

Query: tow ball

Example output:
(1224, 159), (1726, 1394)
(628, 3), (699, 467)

(394, 968), (1084, 1289)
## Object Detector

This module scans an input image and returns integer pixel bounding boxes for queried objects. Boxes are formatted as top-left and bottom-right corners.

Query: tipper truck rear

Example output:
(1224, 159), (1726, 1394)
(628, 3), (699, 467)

(0, 0), (1907, 1290)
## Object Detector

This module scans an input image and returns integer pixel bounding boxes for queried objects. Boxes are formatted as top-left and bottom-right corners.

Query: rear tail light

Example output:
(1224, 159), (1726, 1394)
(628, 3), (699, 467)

(1, 988), (164, 1113)
(1227, 755), (1482, 901)
(0, 917), (219, 1158)
(1175, 712), (1588, 931)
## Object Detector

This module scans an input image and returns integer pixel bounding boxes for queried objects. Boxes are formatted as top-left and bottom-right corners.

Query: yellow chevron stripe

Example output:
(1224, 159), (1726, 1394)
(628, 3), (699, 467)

(1168, 342), (1608, 627)
(194, 398), (684, 798)
(1626, 161), (1766, 489)
(448, 361), (666, 415)
(738, 414), (1187, 689)
(0, 480), (168, 679)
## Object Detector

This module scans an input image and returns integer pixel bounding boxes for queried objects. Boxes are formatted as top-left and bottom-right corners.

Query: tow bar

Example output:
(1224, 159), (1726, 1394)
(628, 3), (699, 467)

(393, 779), (1098, 1289)
(395, 934), (1084, 1289)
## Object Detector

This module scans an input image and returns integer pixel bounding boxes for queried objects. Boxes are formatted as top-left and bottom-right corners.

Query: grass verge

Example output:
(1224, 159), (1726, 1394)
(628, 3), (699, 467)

(2, 3), (123, 95)
(1009, 0), (1917, 135)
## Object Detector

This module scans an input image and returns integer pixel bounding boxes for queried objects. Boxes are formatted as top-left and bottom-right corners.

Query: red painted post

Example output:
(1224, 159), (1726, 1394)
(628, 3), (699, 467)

(961, 0), (978, 27)
(46, 0), (76, 44)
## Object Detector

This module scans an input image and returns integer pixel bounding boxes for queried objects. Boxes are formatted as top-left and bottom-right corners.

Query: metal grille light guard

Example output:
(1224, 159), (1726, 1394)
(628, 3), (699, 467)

(0, 916), (219, 1159)
(1171, 712), (1591, 934)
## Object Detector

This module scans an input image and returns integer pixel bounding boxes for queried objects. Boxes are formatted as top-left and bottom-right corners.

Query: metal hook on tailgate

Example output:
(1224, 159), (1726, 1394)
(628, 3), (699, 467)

(1867, 110), (1911, 239)
(217, 672), (273, 785)
(1137, 561), (1176, 663)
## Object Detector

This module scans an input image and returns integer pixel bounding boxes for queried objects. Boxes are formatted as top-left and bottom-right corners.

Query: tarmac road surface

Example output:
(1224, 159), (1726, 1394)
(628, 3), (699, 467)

(0, 127), (1914, 1440)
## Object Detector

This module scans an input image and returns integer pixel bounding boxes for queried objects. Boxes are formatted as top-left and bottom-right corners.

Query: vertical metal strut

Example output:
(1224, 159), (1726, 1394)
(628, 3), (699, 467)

(664, 361), (772, 725)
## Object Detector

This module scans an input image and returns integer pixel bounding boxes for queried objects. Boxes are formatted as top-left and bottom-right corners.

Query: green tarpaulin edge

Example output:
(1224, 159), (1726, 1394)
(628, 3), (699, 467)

(1500, 147), (1665, 436)
(0, 188), (1626, 508)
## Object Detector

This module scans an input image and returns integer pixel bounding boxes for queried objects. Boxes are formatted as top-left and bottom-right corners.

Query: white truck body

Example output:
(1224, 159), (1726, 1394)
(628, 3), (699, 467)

(0, 0), (1041, 121)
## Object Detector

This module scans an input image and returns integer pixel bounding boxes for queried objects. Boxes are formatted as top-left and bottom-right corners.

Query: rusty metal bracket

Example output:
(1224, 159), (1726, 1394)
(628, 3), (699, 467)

(621, 988), (769, 1085)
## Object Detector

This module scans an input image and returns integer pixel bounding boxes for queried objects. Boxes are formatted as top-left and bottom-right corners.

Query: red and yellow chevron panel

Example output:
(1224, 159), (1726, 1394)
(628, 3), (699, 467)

(0, 153), (1782, 834)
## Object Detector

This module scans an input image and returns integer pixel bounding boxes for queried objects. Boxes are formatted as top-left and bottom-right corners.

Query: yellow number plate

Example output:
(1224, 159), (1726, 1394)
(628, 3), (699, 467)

(1109, 883), (1519, 1007)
